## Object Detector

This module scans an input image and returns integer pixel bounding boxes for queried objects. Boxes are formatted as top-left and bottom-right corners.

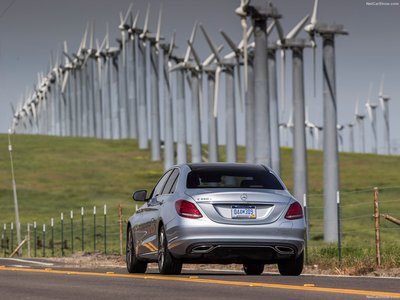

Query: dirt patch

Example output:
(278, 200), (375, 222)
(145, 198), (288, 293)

(45, 253), (400, 277)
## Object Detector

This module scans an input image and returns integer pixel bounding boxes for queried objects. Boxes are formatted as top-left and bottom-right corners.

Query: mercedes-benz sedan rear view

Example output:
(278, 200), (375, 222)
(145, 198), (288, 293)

(126, 163), (305, 276)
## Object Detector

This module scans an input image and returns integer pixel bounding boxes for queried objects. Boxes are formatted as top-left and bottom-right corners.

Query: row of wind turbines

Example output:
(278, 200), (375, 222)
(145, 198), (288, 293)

(8, 0), (394, 243)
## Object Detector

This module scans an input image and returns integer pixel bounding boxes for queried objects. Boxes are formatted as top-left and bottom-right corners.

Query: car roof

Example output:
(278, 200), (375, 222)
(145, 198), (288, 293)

(186, 163), (268, 172)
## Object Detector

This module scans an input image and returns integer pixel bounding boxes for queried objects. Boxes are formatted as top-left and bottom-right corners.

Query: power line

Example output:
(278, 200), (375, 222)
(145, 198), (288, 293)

(0, 0), (17, 18)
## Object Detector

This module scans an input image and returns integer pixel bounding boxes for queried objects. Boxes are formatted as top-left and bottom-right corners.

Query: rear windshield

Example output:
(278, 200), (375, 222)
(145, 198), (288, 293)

(186, 168), (284, 190)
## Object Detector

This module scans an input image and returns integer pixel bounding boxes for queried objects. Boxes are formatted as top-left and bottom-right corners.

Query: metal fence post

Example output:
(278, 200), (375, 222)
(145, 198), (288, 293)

(51, 218), (54, 257)
(81, 207), (84, 252)
(373, 187), (381, 266)
(10, 222), (14, 253)
(93, 206), (96, 253)
(337, 191), (342, 265)
(118, 204), (123, 256)
(61, 213), (64, 256)
(27, 224), (30, 257)
(303, 194), (309, 265)
(34, 221), (37, 257)
(104, 204), (107, 255)
(43, 224), (46, 257)
(1, 224), (5, 256)
(70, 210), (74, 254)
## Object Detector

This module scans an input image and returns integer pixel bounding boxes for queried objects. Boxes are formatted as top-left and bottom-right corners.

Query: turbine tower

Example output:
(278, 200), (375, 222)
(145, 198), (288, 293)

(355, 97), (366, 153)
(305, 0), (348, 243)
(365, 83), (378, 154)
(379, 74), (391, 155)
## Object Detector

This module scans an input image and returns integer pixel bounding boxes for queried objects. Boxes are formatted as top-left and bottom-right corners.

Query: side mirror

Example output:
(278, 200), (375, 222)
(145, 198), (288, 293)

(133, 190), (147, 202)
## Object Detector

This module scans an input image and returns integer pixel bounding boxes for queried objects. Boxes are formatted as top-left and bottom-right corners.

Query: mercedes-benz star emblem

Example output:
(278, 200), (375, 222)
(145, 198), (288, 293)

(240, 193), (248, 201)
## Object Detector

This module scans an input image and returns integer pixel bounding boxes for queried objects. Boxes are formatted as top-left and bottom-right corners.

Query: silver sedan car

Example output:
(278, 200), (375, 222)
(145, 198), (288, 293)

(126, 163), (305, 276)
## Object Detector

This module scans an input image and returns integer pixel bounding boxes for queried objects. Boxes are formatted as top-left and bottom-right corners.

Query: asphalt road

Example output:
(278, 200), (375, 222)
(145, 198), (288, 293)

(0, 258), (399, 300)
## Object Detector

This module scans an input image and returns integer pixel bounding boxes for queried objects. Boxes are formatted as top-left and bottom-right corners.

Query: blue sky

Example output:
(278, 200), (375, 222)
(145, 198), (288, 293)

(0, 0), (399, 154)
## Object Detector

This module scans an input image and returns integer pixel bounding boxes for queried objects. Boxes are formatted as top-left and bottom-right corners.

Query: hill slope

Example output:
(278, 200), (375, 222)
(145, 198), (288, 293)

(0, 134), (399, 261)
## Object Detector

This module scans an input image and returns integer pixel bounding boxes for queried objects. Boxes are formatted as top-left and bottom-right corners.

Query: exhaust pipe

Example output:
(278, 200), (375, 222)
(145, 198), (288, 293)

(191, 245), (215, 254)
(274, 246), (294, 255)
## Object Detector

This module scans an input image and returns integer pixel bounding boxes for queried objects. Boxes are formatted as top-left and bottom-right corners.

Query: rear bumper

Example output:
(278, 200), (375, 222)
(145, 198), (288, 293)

(165, 217), (305, 264)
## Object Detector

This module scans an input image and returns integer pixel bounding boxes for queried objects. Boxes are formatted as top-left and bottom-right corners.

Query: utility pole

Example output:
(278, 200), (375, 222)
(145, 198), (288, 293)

(8, 130), (21, 255)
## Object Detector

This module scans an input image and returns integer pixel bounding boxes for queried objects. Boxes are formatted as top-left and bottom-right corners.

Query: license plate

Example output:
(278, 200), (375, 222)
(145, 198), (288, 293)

(231, 206), (256, 219)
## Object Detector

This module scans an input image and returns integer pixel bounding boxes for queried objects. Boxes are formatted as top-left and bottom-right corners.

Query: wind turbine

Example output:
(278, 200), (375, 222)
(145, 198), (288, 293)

(170, 23), (202, 163)
(275, 14), (310, 203)
(304, 0), (348, 243)
(200, 24), (238, 163)
(365, 83), (378, 154)
(337, 124), (345, 152)
(347, 121), (355, 153)
(235, 1), (281, 166)
(140, 4), (162, 161)
(379, 74), (391, 155)
(355, 97), (366, 153)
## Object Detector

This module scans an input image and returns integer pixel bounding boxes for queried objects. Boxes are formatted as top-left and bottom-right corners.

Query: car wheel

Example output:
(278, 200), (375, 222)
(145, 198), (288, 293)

(243, 262), (264, 275)
(158, 226), (182, 275)
(278, 252), (304, 276)
(126, 226), (147, 273)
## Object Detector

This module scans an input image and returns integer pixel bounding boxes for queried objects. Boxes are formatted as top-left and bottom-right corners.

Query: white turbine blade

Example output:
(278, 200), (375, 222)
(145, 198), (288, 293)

(132, 11), (140, 28)
(311, 0), (319, 25)
(355, 97), (359, 115)
(61, 71), (69, 93)
(203, 45), (223, 66)
(169, 62), (185, 72)
(188, 41), (201, 67)
(168, 31), (176, 57)
(267, 21), (275, 36)
(199, 73), (204, 119)
(184, 22), (198, 64)
(312, 43), (316, 97)
(106, 23), (110, 49)
(236, 59), (244, 112)
(200, 24), (222, 63)
(213, 66), (222, 117)
(286, 15), (309, 40)
(220, 30), (238, 53)
(121, 29), (126, 67)
(123, 3), (133, 25)
(141, 3), (150, 38)
(156, 3), (163, 48)
(119, 11), (124, 27)
(237, 26), (253, 50)
(89, 21), (95, 50)
(63, 41), (69, 65)
(280, 49), (286, 112)
(366, 103), (373, 122)
(241, 16), (248, 92)
(275, 18), (285, 42)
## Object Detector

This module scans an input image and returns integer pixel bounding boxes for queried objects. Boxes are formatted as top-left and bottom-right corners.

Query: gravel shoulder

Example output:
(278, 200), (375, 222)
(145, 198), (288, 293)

(45, 253), (400, 278)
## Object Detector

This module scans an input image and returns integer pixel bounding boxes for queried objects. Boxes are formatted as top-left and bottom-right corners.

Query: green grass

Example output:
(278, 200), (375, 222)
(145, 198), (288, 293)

(0, 134), (399, 268)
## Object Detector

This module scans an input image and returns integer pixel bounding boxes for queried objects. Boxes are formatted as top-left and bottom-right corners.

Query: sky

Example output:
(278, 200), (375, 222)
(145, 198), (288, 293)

(0, 0), (399, 154)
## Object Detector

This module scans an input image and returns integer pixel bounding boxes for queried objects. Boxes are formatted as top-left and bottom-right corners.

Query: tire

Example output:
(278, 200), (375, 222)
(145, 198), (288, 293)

(126, 226), (147, 273)
(243, 262), (264, 275)
(158, 226), (182, 275)
(278, 252), (304, 276)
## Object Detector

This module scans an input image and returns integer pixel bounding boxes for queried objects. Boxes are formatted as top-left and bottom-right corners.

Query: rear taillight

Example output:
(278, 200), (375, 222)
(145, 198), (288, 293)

(175, 200), (203, 219)
(285, 202), (303, 220)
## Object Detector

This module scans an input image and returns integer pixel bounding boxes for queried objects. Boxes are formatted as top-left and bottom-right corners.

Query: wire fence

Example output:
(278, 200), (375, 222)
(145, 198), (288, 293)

(1, 204), (131, 258)
(1, 188), (399, 266)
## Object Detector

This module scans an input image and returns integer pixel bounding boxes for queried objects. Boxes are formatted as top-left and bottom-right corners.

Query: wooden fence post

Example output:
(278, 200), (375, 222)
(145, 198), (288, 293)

(373, 187), (381, 267)
(118, 204), (123, 256)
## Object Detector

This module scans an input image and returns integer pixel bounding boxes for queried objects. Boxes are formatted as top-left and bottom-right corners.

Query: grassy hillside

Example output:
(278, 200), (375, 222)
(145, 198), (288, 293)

(0, 134), (399, 266)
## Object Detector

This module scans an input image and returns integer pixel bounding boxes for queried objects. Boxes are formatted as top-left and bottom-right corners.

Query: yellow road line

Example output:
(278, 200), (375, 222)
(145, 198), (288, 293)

(0, 266), (399, 298)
